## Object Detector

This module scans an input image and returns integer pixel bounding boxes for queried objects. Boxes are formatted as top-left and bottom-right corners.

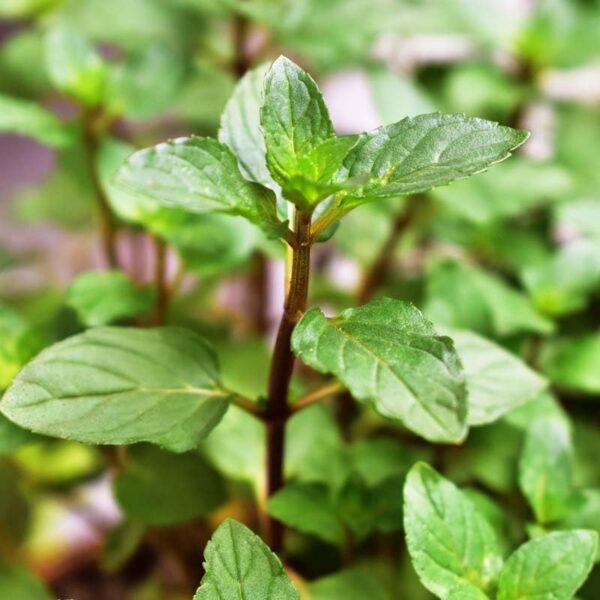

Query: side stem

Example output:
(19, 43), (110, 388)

(265, 210), (312, 552)
(152, 236), (168, 325)
(82, 107), (119, 269)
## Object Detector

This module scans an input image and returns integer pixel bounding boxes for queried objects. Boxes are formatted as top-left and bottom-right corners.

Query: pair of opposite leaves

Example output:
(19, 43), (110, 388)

(0, 56), (529, 448)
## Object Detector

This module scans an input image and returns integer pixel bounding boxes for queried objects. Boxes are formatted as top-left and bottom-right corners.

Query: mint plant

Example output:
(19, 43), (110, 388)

(1, 5), (600, 595)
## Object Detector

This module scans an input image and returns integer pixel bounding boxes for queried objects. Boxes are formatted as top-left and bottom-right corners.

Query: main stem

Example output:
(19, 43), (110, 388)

(265, 210), (312, 552)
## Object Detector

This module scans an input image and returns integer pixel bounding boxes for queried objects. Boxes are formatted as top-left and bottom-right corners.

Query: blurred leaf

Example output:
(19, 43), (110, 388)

(519, 415), (579, 524)
(114, 444), (226, 525)
(404, 462), (503, 597)
(0, 94), (72, 147)
(447, 329), (546, 426)
(496, 530), (597, 600)
(44, 22), (108, 106)
(67, 270), (154, 327)
(107, 45), (186, 119)
(0, 563), (52, 600)
(194, 519), (300, 599)
(0, 462), (30, 554)
(540, 334), (600, 394)
(0, 0), (57, 17)
(100, 520), (146, 573)
(267, 482), (343, 545)
(522, 240), (600, 317)
(559, 490), (600, 561)
(308, 566), (389, 600)
(555, 198), (600, 242)
(432, 158), (571, 225)
(425, 259), (554, 337)
(292, 298), (467, 443)
(0, 414), (38, 456)
(0, 31), (49, 97)
(1, 327), (230, 452)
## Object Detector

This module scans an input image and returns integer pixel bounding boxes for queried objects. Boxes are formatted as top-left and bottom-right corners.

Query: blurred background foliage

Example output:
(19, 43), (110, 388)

(0, 0), (599, 598)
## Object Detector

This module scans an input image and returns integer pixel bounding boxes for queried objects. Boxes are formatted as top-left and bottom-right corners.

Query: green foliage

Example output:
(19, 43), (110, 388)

(194, 519), (300, 599)
(0, 327), (231, 451)
(66, 270), (155, 326)
(292, 298), (467, 443)
(113, 444), (226, 525)
(0, 563), (53, 600)
(496, 531), (597, 600)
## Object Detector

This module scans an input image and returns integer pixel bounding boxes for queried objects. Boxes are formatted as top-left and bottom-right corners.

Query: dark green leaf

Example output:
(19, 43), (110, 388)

(337, 113), (528, 208)
(194, 519), (300, 599)
(114, 136), (283, 236)
(114, 444), (226, 525)
(1, 327), (230, 452)
(292, 298), (467, 443)
(308, 566), (389, 600)
(496, 530), (597, 600)
(404, 462), (503, 597)
(66, 270), (154, 327)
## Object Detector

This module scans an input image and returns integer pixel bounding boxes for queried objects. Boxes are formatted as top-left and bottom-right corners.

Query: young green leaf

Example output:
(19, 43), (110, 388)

(1, 327), (231, 452)
(447, 583), (490, 599)
(292, 298), (467, 443)
(0, 93), (72, 147)
(114, 136), (284, 237)
(496, 530), (597, 600)
(194, 519), (300, 600)
(114, 444), (226, 525)
(261, 56), (334, 191)
(308, 567), (389, 600)
(0, 563), (53, 600)
(404, 462), (504, 597)
(267, 482), (343, 546)
(218, 63), (279, 193)
(519, 415), (578, 523)
(44, 23), (108, 106)
(66, 270), (154, 327)
(337, 113), (528, 208)
(447, 329), (547, 425)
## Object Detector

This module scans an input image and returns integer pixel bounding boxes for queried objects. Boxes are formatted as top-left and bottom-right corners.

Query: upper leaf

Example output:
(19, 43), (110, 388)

(496, 530), (597, 600)
(292, 298), (467, 443)
(194, 519), (300, 600)
(404, 462), (504, 598)
(0, 94), (72, 147)
(261, 56), (333, 184)
(518, 415), (578, 523)
(113, 136), (284, 237)
(0, 327), (230, 452)
(336, 113), (528, 208)
(44, 23), (108, 106)
(447, 329), (547, 426)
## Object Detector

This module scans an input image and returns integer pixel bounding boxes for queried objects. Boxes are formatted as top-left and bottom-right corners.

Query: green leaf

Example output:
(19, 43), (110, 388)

(218, 63), (279, 194)
(522, 240), (600, 317)
(308, 566), (389, 600)
(540, 334), (600, 394)
(425, 259), (554, 337)
(1, 327), (230, 452)
(337, 113), (528, 209)
(0, 93), (72, 147)
(447, 583), (490, 600)
(0, 563), (52, 600)
(447, 329), (547, 426)
(496, 530), (597, 600)
(519, 415), (578, 524)
(100, 521), (146, 573)
(292, 298), (467, 443)
(194, 519), (300, 600)
(0, 413), (38, 456)
(404, 462), (503, 597)
(114, 444), (226, 525)
(267, 482), (344, 546)
(43, 23), (108, 106)
(114, 136), (283, 237)
(0, 461), (30, 552)
(261, 56), (333, 187)
(66, 270), (154, 327)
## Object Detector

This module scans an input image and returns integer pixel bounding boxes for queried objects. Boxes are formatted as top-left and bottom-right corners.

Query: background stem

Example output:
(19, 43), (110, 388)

(152, 236), (168, 325)
(265, 210), (312, 552)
